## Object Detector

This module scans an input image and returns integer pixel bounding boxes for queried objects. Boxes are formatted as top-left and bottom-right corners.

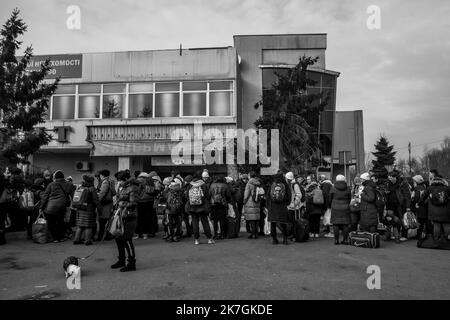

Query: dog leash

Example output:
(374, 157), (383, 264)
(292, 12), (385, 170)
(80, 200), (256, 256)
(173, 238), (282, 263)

(76, 219), (111, 261)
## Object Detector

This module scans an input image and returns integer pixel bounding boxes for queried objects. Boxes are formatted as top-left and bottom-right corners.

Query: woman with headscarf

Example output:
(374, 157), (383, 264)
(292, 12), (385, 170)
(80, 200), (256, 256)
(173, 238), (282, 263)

(73, 175), (99, 245)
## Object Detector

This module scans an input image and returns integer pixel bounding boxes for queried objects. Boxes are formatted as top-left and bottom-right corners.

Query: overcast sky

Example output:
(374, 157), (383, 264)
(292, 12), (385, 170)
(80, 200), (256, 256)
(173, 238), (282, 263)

(1, 0), (449, 161)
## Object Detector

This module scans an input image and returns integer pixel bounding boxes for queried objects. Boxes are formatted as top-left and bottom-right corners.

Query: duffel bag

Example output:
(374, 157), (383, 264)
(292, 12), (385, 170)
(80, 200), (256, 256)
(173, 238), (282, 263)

(349, 231), (380, 248)
(32, 212), (49, 244)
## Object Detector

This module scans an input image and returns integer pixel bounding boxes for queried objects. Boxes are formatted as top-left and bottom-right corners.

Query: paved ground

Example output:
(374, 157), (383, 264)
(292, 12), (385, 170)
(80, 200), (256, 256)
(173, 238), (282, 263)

(0, 231), (449, 300)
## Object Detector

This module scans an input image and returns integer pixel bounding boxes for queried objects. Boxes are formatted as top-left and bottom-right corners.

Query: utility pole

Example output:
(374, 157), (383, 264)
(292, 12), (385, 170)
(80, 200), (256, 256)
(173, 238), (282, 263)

(408, 142), (412, 175)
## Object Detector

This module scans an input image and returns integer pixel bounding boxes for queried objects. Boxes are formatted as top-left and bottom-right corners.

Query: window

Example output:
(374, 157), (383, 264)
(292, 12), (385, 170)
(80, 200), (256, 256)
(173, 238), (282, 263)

(129, 94), (153, 118)
(320, 111), (334, 134)
(103, 94), (123, 119)
(52, 96), (75, 120)
(155, 93), (179, 117)
(182, 82), (207, 117)
(322, 88), (336, 111)
(210, 91), (231, 116)
(78, 84), (101, 119)
(155, 83), (179, 118)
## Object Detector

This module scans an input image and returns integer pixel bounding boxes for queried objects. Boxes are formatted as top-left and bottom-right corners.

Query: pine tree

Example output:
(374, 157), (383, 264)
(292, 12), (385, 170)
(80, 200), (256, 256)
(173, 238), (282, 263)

(371, 136), (396, 179)
(0, 8), (58, 165)
(253, 55), (328, 173)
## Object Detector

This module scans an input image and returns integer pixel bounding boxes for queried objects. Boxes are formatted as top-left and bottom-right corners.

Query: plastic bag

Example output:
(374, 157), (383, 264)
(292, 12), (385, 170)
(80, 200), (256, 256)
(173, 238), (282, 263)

(32, 212), (48, 244)
(323, 208), (332, 226)
(263, 208), (271, 235)
(227, 204), (236, 219)
(403, 211), (418, 229)
(108, 209), (124, 237)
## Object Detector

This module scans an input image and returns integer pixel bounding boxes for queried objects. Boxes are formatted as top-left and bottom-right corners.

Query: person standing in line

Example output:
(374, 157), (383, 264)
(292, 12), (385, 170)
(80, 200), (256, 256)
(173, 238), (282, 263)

(411, 175), (430, 237)
(185, 171), (214, 245)
(73, 175), (99, 246)
(419, 169), (450, 241)
(243, 171), (262, 239)
(96, 170), (115, 241)
(39, 170), (72, 243)
(267, 172), (291, 245)
(286, 172), (302, 239)
(319, 174), (333, 238)
(234, 173), (248, 234)
(209, 175), (232, 240)
(329, 175), (351, 245)
(359, 172), (379, 233)
(111, 170), (139, 272)
(305, 181), (323, 238)
(181, 175), (193, 238)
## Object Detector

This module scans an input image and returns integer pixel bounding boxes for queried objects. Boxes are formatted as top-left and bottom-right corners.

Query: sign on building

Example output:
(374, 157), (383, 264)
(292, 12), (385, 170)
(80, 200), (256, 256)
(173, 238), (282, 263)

(25, 54), (82, 79)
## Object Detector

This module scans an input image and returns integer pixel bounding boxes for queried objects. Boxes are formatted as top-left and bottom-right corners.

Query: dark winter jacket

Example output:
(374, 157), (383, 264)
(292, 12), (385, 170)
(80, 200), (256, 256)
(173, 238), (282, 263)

(243, 178), (262, 221)
(360, 181), (379, 226)
(97, 177), (115, 219)
(76, 180), (99, 228)
(166, 183), (184, 215)
(267, 177), (291, 224)
(233, 179), (246, 204)
(305, 183), (323, 216)
(40, 178), (72, 215)
(320, 180), (333, 209)
(137, 177), (159, 203)
(209, 182), (232, 207)
(116, 178), (139, 239)
(330, 181), (351, 225)
(386, 178), (411, 216)
(411, 182), (428, 220)
(419, 177), (450, 223)
(185, 178), (210, 214)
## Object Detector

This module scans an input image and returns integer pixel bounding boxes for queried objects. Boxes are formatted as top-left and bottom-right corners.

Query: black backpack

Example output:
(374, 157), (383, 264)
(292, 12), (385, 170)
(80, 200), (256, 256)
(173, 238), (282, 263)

(374, 189), (386, 214)
(429, 186), (449, 206)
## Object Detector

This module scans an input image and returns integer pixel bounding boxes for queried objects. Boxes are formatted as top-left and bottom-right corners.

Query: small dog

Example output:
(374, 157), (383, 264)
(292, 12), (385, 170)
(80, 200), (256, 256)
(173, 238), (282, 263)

(63, 256), (81, 278)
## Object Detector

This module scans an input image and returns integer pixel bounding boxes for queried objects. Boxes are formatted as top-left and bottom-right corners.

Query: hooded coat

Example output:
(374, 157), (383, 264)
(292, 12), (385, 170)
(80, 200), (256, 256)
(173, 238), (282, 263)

(305, 183), (323, 216)
(359, 180), (379, 227)
(97, 177), (115, 219)
(185, 178), (210, 214)
(330, 181), (351, 225)
(419, 177), (450, 223)
(116, 178), (139, 239)
(243, 178), (262, 221)
(411, 182), (428, 220)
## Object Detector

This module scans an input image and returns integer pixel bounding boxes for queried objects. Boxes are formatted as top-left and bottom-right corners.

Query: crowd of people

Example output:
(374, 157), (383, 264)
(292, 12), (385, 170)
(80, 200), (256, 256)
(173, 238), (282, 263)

(1, 165), (449, 272)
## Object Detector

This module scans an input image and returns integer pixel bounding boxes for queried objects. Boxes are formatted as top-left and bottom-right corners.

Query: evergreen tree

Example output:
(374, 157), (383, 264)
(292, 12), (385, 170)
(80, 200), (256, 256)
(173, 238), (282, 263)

(371, 136), (396, 179)
(0, 8), (58, 164)
(253, 55), (328, 173)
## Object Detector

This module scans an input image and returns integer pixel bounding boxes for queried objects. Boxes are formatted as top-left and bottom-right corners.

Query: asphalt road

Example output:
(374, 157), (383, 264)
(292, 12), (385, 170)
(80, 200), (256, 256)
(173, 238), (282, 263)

(0, 232), (449, 300)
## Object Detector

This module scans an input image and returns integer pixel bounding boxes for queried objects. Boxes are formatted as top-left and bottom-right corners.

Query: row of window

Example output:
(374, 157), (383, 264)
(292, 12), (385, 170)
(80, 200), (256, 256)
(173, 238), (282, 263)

(48, 81), (234, 120)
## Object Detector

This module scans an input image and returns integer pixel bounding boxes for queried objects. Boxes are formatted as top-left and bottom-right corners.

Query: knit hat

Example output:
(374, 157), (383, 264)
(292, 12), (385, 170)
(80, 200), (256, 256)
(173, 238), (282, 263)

(202, 171), (210, 179)
(412, 175), (424, 184)
(184, 175), (193, 183)
(336, 174), (346, 182)
(225, 176), (234, 183)
(66, 176), (73, 182)
(285, 172), (294, 181)
(360, 172), (371, 181)
(241, 174), (248, 180)
(53, 170), (64, 180)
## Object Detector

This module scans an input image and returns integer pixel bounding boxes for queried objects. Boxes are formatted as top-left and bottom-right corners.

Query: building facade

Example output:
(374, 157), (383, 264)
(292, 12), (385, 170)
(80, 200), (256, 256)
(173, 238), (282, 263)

(29, 34), (363, 183)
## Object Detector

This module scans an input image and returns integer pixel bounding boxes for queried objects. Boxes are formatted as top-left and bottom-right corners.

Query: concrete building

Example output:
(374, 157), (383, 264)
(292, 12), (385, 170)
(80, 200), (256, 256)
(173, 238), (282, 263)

(29, 34), (364, 183)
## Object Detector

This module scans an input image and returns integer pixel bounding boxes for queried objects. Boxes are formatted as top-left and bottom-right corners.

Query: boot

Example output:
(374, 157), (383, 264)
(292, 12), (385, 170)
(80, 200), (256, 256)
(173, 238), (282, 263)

(120, 258), (136, 272)
(111, 257), (126, 269)
(282, 236), (289, 245)
(272, 237), (279, 245)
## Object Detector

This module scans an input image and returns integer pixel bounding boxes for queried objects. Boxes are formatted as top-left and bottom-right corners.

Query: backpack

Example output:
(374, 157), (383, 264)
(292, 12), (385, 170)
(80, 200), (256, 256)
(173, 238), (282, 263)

(72, 186), (89, 210)
(374, 189), (386, 213)
(188, 184), (204, 206)
(429, 187), (449, 206)
(167, 189), (183, 211)
(312, 188), (324, 205)
(270, 182), (286, 203)
(253, 186), (265, 203)
(210, 184), (227, 206)
(20, 191), (35, 210)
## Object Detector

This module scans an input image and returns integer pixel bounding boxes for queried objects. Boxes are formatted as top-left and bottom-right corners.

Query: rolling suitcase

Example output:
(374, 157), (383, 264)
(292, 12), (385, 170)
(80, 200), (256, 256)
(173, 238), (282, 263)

(226, 216), (238, 239)
(349, 231), (380, 248)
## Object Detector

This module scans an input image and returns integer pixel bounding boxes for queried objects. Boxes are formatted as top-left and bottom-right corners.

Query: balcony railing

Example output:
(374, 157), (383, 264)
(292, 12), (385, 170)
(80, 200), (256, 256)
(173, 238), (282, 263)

(87, 123), (237, 141)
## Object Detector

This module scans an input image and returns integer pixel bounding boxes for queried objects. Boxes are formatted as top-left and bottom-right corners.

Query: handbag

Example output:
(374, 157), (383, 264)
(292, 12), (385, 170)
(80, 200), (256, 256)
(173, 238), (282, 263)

(108, 209), (124, 237)
(64, 207), (72, 223)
